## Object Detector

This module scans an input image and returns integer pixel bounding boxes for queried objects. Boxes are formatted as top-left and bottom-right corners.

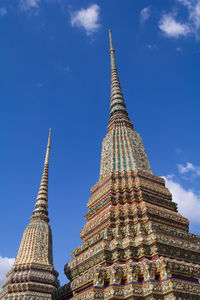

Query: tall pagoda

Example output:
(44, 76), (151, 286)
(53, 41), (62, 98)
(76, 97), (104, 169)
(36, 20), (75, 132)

(53, 31), (200, 300)
(0, 130), (59, 300)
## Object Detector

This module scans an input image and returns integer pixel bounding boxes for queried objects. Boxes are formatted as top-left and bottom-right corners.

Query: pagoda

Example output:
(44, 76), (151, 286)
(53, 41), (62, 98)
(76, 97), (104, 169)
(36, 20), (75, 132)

(0, 129), (59, 300)
(53, 31), (200, 300)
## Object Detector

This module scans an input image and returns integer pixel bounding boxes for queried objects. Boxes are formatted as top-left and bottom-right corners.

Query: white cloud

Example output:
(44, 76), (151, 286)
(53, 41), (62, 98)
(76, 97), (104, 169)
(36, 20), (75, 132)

(70, 4), (101, 35)
(0, 257), (15, 289)
(177, 0), (200, 39)
(0, 7), (7, 16)
(159, 14), (190, 37)
(164, 176), (200, 224)
(36, 82), (43, 87)
(19, 0), (40, 12)
(64, 65), (70, 72)
(177, 162), (200, 176)
(140, 7), (151, 24)
(175, 147), (184, 154)
(176, 46), (183, 51)
(159, 0), (200, 40)
(147, 44), (157, 50)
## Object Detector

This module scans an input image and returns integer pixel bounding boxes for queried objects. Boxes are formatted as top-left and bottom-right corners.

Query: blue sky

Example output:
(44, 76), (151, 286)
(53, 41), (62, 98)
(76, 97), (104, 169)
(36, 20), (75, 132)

(0, 0), (200, 287)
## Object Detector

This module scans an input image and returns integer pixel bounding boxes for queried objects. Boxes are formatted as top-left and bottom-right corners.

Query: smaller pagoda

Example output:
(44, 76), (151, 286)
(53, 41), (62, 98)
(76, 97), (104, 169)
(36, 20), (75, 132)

(0, 129), (59, 300)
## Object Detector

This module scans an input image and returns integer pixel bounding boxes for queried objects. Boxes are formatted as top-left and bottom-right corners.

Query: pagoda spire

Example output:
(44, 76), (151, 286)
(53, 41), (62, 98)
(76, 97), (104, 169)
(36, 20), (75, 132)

(99, 31), (151, 179)
(109, 29), (129, 119)
(31, 128), (51, 222)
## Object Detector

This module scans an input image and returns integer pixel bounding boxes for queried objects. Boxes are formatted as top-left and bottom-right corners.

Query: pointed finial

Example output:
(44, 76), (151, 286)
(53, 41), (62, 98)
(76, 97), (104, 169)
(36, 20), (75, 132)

(31, 130), (52, 222)
(48, 128), (51, 147)
(109, 29), (117, 70)
(45, 128), (51, 165)
(109, 29), (114, 52)
(108, 30), (130, 120)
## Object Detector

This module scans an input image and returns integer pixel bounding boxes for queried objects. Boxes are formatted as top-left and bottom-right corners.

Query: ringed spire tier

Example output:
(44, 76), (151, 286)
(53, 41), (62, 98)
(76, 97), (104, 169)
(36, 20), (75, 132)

(0, 130), (59, 300)
(54, 30), (200, 300)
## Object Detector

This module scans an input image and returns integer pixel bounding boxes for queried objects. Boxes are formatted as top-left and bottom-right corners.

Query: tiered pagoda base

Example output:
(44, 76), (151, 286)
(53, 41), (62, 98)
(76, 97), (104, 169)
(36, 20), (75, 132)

(53, 170), (200, 300)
